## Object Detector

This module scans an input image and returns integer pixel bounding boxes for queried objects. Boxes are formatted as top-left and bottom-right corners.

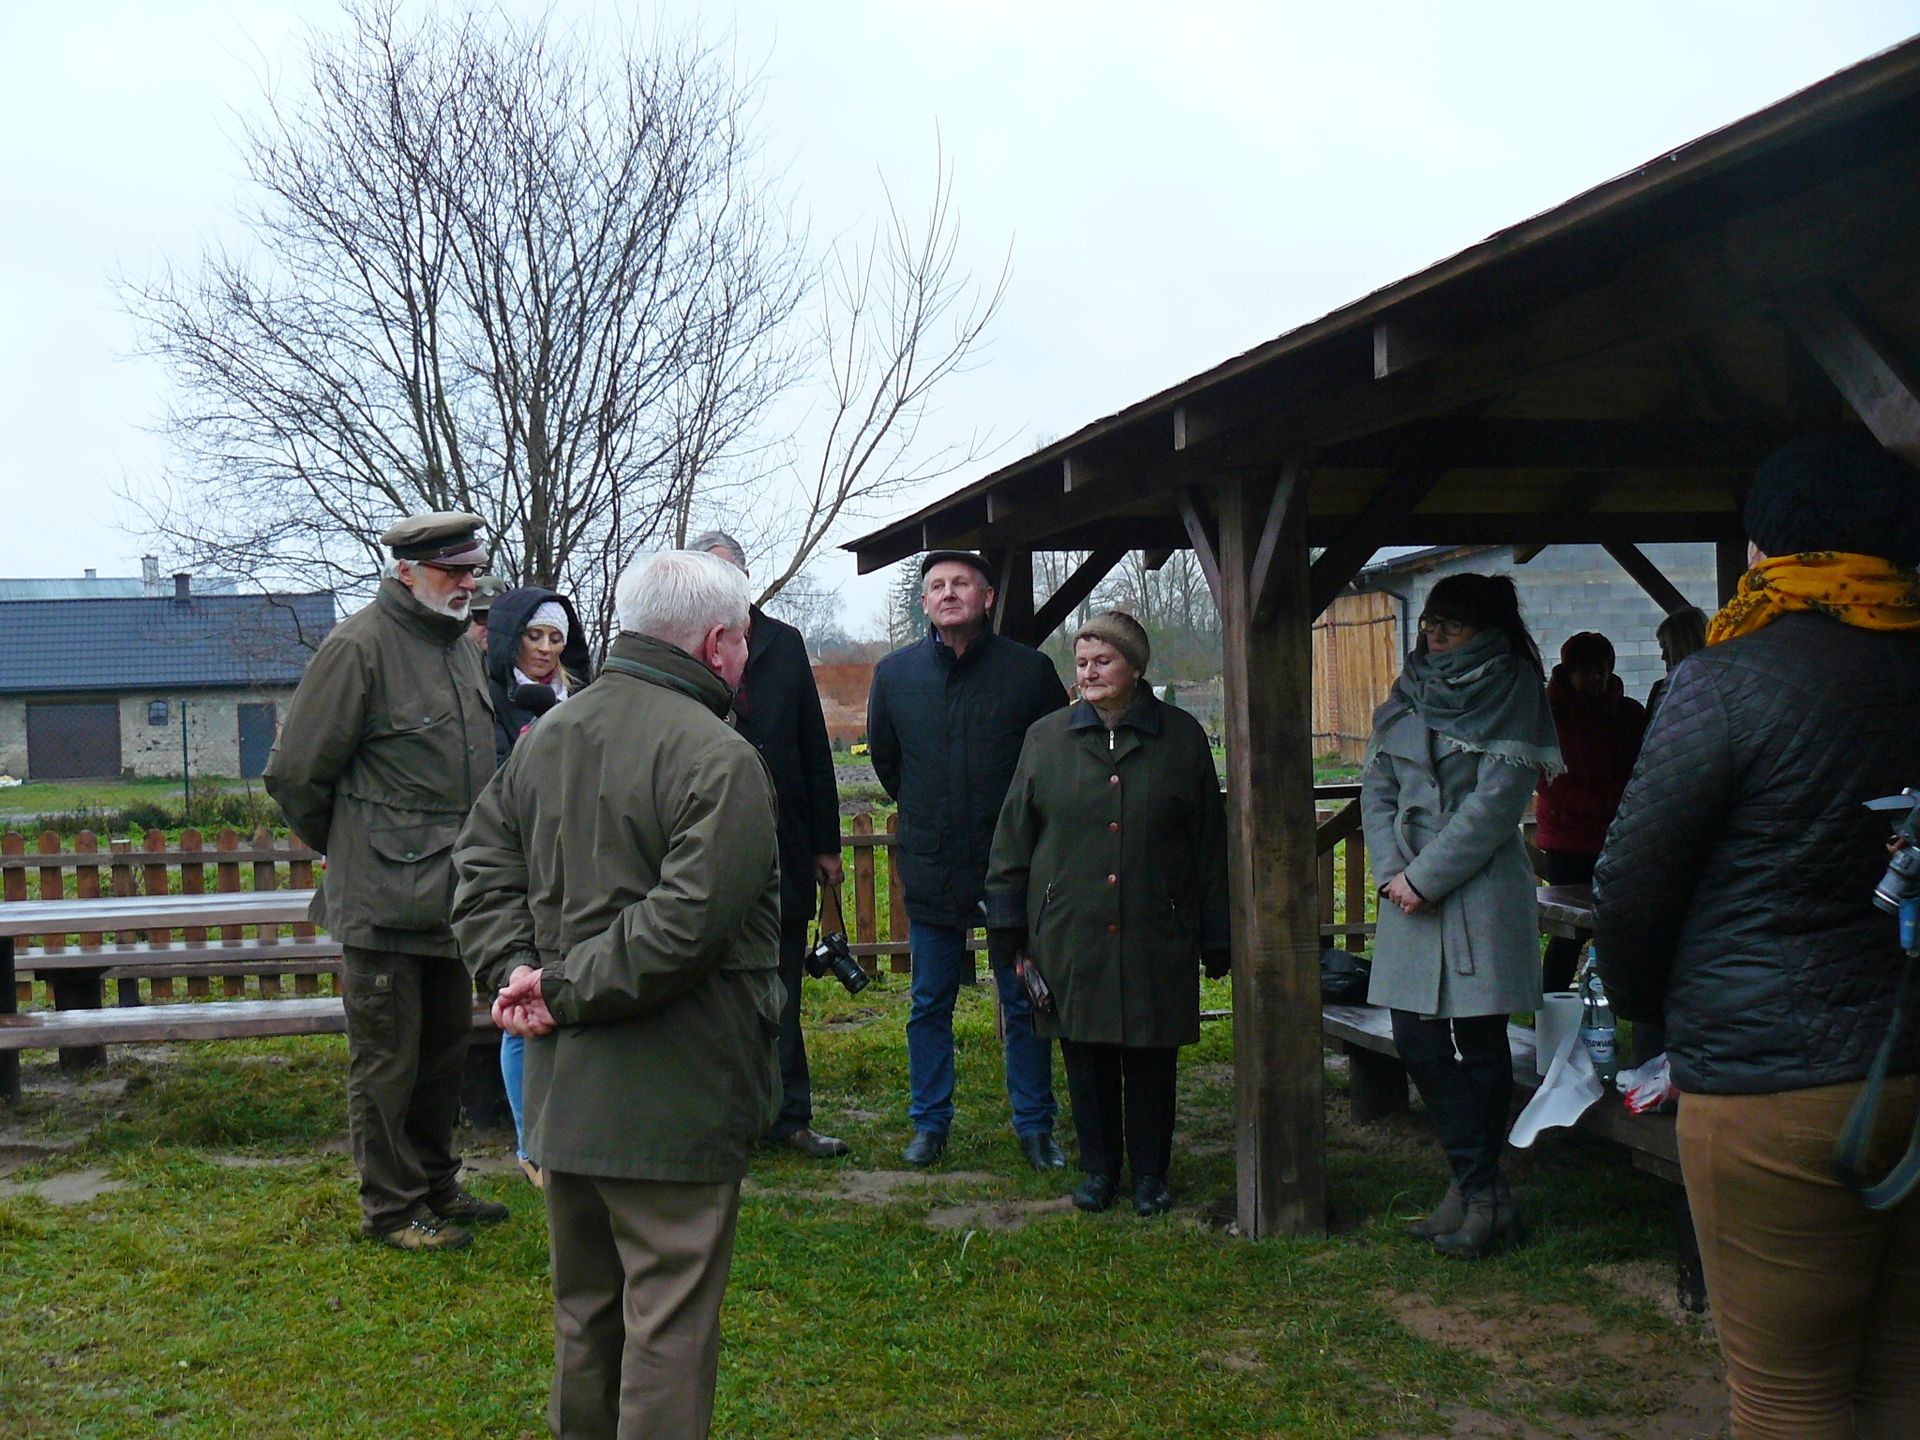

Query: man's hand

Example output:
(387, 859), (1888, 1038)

(986, 928), (1024, 972)
(813, 853), (845, 889)
(1382, 874), (1433, 915)
(493, 963), (556, 1037)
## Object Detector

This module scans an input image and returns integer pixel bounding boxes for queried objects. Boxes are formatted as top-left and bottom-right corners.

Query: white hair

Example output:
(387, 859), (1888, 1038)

(614, 549), (750, 652)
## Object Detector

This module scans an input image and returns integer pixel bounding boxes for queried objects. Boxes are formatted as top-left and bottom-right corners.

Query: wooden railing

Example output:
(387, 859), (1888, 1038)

(5, 782), (1378, 1003)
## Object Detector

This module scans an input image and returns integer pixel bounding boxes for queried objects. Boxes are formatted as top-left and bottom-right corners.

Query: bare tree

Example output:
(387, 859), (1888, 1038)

(122, 0), (803, 640)
(736, 144), (1010, 608)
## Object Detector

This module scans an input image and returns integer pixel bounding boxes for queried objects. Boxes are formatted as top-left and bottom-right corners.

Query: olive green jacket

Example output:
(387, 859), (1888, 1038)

(450, 633), (783, 1183)
(264, 578), (496, 957)
(986, 694), (1229, 1047)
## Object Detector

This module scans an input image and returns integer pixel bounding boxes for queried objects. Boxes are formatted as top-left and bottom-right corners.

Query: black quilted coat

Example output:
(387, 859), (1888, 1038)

(1592, 613), (1920, 1095)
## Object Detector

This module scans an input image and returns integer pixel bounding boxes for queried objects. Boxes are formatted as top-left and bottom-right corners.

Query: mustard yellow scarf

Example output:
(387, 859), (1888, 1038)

(1708, 552), (1920, 645)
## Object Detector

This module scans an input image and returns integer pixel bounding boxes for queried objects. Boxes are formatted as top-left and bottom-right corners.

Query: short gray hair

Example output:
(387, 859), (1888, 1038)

(614, 550), (751, 653)
(686, 529), (748, 572)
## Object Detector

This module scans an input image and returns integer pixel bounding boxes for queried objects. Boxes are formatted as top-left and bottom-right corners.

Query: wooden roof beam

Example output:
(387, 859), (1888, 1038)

(1249, 460), (1309, 630)
(1031, 547), (1128, 640)
(1780, 285), (1920, 466)
(1318, 417), (1785, 472)
(1603, 541), (1693, 615)
(1309, 468), (1444, 615)
(1178, 488), (1224, 608)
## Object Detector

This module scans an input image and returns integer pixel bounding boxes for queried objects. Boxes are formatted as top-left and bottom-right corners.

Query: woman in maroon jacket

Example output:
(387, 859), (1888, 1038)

(1537, 631), (1646, 992)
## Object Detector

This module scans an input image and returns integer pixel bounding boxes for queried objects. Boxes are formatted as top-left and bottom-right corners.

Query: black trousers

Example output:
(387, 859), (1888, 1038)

(1390, 1009), (1512, 1196)
(1059, 1039), (1178, 1181)
(1540, 849), (1596, 993)
(765, 915), (814, 1140)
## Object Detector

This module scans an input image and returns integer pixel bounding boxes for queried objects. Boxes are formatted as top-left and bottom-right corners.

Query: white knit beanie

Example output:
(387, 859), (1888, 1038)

(527, 600), (569, 640)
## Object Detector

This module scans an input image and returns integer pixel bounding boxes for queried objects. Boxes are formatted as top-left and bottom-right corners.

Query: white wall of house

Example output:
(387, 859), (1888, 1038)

(0, 686), (297, 780)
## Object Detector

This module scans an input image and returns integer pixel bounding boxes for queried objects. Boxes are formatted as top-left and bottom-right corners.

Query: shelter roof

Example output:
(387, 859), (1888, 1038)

(849, 37), (1920, 573)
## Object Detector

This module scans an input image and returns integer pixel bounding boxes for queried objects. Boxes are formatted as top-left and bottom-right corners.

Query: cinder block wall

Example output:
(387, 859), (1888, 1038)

(1357, 544), (1718, 703)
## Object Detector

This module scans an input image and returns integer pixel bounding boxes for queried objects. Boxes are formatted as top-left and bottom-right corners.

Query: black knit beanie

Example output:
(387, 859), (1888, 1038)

(1746, 431), (1920, 565)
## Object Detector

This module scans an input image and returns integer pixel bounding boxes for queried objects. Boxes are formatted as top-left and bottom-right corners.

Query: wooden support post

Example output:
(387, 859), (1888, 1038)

(1217, 469), (1326, 1238)
(1177, 488), (1224, 608)
(991, 549), (1036, 644)
(1602, 541), (1691, 616)
(1716, 538), (1748, 606)
(1782, 288), (1920, 466)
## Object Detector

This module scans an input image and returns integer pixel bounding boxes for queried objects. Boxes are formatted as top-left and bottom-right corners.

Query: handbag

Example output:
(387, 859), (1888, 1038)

(1319, 948), (1373, 1005)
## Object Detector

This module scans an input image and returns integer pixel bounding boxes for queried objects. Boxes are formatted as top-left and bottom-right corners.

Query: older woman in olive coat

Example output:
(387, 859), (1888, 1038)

(986, 611), (1229, 1217)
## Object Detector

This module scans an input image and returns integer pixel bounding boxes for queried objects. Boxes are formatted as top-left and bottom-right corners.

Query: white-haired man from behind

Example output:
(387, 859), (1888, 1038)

(453, 549), (782, 1440)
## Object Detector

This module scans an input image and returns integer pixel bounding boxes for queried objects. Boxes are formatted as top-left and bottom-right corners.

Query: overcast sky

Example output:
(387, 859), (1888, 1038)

(3, 1), (1915, 633)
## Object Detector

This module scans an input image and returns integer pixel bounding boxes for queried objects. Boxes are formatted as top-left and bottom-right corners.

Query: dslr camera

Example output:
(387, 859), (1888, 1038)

(1870, 787), (1920, 921)
(807, 925), (871, 995)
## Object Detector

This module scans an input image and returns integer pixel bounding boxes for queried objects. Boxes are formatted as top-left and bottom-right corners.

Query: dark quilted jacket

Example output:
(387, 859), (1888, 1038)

(1592, 613), (1920, 1095)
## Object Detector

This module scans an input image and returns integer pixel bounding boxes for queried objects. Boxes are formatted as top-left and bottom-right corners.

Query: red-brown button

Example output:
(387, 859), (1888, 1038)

(1108, 821), (1119, 832)
(1106, 923), (1119, 934)
(1106, 874), (1117, 885)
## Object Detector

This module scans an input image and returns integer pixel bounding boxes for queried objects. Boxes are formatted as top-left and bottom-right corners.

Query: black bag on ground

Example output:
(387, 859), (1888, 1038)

(1320, 948), (1372, 1004)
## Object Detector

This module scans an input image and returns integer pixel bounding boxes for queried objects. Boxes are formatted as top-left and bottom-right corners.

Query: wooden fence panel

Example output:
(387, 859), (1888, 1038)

(143, 830), (173, 1000)
(1312, 591), (1402, 764)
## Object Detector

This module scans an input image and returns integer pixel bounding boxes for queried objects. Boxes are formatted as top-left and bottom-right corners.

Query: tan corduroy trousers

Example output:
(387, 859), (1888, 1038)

(1679, 1077), (1920, 1440)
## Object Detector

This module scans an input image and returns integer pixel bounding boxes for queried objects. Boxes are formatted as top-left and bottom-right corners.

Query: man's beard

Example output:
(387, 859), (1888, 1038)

(415, 588), (470, 620)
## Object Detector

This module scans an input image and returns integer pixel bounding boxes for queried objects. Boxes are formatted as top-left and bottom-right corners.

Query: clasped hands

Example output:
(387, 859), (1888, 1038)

(1382, 874), (1434, 915)
(493, 963), (556, 1037)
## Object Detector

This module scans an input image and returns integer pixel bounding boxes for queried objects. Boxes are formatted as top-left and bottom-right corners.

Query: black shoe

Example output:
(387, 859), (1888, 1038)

(1019, 1132), (1066, 1170)
(1132, 1175), (1173, 1217)
(1072, 1173), (1120, 1212)
(902, 1130), (947, 1167)
(780, 1128), (850, 1159)
(429, 1187), (509, 1226)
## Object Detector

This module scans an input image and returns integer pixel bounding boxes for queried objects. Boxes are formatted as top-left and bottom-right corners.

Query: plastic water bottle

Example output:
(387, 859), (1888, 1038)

(1579, 949), (1617, 1084)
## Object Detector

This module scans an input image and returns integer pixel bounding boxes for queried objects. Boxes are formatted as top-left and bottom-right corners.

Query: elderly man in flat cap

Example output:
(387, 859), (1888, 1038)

(266, 511), (507, 1251)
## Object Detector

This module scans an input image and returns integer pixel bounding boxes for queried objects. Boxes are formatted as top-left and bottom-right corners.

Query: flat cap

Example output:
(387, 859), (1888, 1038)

(468, 574), (508, 615)
(380, 511), (489, 566)
(919, 549), (996, 585)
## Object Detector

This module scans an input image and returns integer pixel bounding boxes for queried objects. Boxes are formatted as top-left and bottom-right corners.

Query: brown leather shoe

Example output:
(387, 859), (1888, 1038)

(429, 1187), (509, 1226)
(782, 1128), (850, 1159)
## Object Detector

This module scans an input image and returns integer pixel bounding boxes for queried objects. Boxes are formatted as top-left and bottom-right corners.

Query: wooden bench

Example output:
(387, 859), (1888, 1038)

(0, 996), (497, 1052)
(18, 939), (344, 998)
(1321, 1001), (1680, 1183)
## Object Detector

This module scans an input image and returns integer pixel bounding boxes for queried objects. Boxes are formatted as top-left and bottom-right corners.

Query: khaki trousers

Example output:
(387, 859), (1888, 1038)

(339, 946), (472, 1232)
(544, 1171), (742, 1440)
(1679, 1077), (1920, 1439)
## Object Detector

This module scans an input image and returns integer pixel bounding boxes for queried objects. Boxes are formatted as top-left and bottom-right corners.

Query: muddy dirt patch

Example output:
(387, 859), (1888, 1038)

(924, 1195), (1073, 1230)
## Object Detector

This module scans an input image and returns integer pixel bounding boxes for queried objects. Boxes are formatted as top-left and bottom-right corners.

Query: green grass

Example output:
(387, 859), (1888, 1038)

(0, 976), (1720, 1438)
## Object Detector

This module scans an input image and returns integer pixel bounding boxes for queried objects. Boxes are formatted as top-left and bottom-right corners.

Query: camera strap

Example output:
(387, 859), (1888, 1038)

(1833, 955), (1920, 1211)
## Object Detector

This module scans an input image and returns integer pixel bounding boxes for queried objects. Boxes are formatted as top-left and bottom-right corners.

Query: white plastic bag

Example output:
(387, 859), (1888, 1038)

(1617, 1052), (1676, 1115)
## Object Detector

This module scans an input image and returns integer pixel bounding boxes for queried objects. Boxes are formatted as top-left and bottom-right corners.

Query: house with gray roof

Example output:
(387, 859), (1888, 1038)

(0, 575), (334, 781)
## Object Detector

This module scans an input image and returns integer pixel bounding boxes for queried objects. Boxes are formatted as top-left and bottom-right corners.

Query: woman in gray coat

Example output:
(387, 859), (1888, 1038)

(987, 612), (1230, 1217)
(1362, 573), (1561, 1257)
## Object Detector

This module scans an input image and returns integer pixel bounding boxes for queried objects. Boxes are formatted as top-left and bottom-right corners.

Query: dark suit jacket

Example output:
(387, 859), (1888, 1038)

(734, 606), (841, 920)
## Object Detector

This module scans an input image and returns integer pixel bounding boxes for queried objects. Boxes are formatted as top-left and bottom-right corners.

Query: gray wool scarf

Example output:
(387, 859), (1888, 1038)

(1364, 628), (1564, 779)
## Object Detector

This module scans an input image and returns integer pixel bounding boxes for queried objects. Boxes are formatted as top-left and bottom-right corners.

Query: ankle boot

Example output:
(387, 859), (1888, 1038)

(1406, 1179), (1465, 1241)
(1431, 1184), (1526, 1259)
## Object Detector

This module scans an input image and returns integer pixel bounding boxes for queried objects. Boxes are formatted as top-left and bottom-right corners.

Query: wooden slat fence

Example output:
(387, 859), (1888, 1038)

(1312, 590), (1401, 764)
(5, 785), (1378, 1008)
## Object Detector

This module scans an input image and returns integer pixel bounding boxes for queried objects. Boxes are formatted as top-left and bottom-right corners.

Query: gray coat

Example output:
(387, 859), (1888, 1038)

(1361, 704), (1542, 1018)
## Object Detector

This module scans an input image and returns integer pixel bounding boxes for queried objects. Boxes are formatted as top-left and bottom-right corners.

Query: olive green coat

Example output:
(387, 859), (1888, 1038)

(450, 633), (783, 1184)
(264, 578), (497, 957)
(986, 694), (1229, 1047)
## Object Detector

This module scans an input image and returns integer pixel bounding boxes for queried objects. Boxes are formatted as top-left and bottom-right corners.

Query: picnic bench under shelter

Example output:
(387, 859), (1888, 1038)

(845, 37), (1920, 1238)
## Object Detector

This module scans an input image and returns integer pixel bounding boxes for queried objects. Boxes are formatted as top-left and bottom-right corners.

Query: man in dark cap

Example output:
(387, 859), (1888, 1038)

(468, 573), (508, 653)
(1594, 431), (1920, 1433)
(266, 511), (507, 1250)
(867, 551), (1070, 1168)
(691, 530), (850, 1159)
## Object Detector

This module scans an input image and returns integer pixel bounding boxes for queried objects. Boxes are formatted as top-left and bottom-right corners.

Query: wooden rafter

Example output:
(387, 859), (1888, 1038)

(1031, 547), (1128, 640)
(1249, 460), (1308, 630)
(1780, 286), (1920, 466)
(1602, 541), (1692, 615)
(1307, 468), (1442, 616)
(1177, 487), (1223, 607)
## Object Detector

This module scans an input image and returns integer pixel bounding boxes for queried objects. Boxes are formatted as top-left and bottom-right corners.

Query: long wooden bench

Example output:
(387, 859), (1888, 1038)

(1322, 1001), (1680, 1183)
(0, 996), (496, 1051)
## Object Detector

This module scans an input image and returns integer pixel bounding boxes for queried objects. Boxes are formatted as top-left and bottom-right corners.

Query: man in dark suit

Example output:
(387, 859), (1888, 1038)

(693, 531), (850, 1158)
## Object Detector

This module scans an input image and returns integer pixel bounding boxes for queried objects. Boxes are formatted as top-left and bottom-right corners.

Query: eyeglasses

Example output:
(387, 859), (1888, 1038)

(422, 562), (488, 579)
(1418, 616), (1469, 638)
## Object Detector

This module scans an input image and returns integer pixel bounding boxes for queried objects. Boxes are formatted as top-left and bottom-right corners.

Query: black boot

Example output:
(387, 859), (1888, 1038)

(1431, 1181), (1525, 1259)
(1406, 1179), (1465, 1241)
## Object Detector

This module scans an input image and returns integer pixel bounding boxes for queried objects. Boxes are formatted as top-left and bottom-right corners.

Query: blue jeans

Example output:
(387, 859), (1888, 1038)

(906, 921), (1057, 1138)
(500, 1032), (529, 1161)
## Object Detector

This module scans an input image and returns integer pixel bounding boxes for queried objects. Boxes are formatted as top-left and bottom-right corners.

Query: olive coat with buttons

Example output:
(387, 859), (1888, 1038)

(986, 692), (1229, 1048)
(265, 577), (497, 957)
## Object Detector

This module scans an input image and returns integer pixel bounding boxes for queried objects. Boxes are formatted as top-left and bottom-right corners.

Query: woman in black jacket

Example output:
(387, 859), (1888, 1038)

(1594, 432), (1920, 1438)
(483, 585), (592, 1185)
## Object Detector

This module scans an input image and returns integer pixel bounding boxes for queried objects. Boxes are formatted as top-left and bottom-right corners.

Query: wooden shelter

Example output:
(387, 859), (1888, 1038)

(846, 38), (1920, 1238)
